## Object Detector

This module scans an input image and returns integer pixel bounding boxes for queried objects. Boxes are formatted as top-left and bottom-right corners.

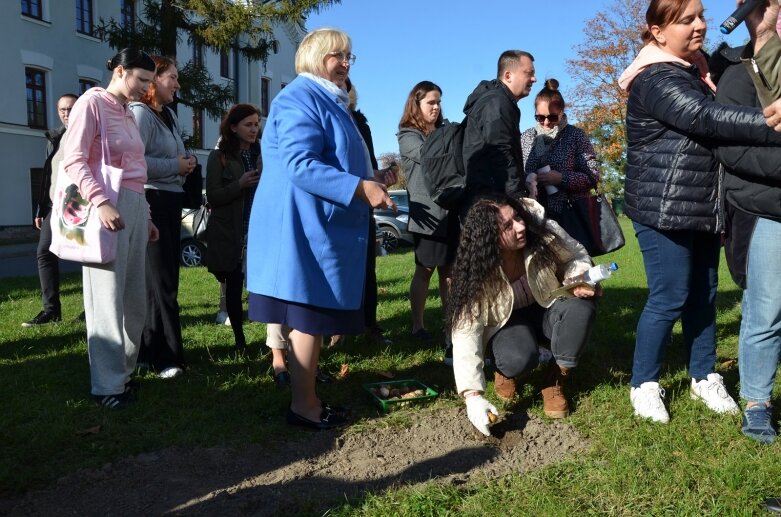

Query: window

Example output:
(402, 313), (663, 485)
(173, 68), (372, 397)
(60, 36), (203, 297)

(192, 109), (203, 149)
(260, 77), (270, 117)
(120, 0), (135, 31)
(79, 78), (97, 94)
(192, 42), (203, 67)
(26, 68), (47, 129)
(21, 0), (43, 19)
(75, 0), (93, 36)
(220, 50), (230, 78)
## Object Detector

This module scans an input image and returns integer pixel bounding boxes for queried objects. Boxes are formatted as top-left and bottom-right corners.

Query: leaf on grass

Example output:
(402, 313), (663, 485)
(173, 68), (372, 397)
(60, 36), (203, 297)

(378, 287), (388, 295)
(720, 359), (737, 369)
(75, 425), (101, 436)
(339, 363), (349, 379)
(378, 371), (395, 379)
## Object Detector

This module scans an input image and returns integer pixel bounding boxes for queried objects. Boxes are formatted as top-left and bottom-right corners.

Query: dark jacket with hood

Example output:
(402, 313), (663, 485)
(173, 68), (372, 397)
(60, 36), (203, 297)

(713, 45), (781, 288)
(462, 80), (525, 204)
(623, 60), (781, 233)
(35, 126), (67, 219)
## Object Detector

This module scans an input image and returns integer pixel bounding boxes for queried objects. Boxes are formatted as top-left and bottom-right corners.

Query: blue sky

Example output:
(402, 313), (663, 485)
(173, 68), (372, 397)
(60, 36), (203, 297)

(307, 0), (749, 158)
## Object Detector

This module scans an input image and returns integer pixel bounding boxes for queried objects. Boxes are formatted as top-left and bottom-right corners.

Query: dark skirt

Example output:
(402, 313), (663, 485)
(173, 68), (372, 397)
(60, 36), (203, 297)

(248, 293), (365, 336)
(413, 213), (460, 268)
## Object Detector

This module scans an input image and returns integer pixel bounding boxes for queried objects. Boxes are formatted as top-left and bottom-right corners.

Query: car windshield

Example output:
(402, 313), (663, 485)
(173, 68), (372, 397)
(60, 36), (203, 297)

(389, 193), (408, 209)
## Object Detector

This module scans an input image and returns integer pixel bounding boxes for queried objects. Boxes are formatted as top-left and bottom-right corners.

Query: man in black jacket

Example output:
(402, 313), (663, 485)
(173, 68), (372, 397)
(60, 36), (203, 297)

(461, 50), (536, 211)
(714, 35), (781, 444)
(22, 93), (77, 328)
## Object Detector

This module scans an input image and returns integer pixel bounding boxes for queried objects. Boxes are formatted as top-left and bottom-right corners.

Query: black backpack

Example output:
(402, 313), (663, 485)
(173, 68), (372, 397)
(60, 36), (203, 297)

(420, 119), (466, 210)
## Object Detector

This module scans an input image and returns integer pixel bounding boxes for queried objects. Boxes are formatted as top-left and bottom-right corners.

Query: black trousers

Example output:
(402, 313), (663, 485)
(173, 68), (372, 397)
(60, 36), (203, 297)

(140, 190), (185, 370)
(490, 297), (597, 378)
(214, 263), (246, 348)
(363, 217), (378, 329)
(36, 211), (61, 315)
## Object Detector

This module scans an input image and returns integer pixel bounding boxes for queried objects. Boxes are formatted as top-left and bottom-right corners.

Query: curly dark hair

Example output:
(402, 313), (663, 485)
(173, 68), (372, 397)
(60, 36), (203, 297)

(446, 195), (558, 332)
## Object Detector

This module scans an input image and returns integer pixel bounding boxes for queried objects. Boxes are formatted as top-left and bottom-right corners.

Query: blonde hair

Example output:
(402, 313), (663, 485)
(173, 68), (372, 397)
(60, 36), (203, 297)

(295, 28), (351, 77)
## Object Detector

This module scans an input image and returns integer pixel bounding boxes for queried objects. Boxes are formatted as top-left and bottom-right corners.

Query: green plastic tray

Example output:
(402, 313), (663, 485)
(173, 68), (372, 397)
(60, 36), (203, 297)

(363, 379), (438, 413)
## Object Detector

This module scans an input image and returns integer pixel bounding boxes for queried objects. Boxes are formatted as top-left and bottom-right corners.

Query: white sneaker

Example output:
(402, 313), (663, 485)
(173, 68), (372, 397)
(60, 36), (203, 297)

(690, 373), (739, 414)
(159, 367), (184, 379)
(215, 311), (231, 326)
(630, 382), (670, 423)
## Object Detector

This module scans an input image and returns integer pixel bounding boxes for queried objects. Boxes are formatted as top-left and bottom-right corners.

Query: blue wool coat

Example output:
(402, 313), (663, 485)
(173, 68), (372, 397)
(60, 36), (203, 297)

(246, 75), (371, 310)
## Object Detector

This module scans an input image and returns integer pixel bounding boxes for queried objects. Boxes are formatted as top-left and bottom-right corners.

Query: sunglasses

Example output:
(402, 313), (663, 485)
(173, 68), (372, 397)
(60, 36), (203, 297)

(534, 113), (560, 123)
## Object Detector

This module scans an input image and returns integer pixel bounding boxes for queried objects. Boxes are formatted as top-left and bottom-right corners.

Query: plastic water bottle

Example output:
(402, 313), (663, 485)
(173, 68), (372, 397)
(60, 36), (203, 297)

(570, 262), (618, 286)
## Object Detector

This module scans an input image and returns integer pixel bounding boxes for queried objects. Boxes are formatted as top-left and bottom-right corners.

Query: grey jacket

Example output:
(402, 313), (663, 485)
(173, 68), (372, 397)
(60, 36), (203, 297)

(129, 102), (185, 192)
(397, 126), (450, 236)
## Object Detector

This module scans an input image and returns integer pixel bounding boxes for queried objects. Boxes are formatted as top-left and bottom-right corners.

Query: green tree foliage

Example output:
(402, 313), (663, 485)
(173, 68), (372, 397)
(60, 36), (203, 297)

(97, 0), (340, 144)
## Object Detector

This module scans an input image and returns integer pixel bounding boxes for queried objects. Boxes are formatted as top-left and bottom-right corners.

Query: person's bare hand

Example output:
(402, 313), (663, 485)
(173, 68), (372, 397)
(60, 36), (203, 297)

(373, 166), (397, 187)
(764, 98), (781, 131)
(178, 155), (197, 176)
(148, 220), (159, 242)
(744, 0), (780, 50)
(97, 202), (124, 231)
(356, 179), (396, 211)
(239, 169), (260, 189)
(573, 284), (603, 299)
(34, 217), (43, 230)
(537, 170), (562, 186)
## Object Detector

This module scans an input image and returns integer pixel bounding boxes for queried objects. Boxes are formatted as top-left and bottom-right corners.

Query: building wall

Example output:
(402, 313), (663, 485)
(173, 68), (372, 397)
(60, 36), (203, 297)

(0, 0), (301, 227)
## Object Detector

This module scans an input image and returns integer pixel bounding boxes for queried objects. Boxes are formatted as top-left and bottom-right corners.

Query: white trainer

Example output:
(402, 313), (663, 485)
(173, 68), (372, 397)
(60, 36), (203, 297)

(215, 311), (231, 326)
(630, 382), (670, 423)
(159, 366), (184, 379)
(690, 373), (739, 414)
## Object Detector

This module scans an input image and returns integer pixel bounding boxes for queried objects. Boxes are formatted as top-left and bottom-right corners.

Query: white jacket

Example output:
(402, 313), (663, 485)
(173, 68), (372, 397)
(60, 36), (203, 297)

(452, 199), (591, 395)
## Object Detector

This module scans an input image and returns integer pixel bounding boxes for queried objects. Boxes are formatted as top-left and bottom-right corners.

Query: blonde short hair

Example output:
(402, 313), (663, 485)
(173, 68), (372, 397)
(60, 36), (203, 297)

(295, 28), (351, 77)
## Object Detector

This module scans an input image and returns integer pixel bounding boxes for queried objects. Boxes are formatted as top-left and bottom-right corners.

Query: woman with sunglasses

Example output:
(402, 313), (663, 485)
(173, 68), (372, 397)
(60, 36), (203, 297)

(520, 79), (600, 250)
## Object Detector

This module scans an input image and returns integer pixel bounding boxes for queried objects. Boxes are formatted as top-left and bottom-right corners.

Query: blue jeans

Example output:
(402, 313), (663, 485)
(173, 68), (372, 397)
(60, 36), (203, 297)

(630, 222), (720, 386)
(739, 217), (781, 403)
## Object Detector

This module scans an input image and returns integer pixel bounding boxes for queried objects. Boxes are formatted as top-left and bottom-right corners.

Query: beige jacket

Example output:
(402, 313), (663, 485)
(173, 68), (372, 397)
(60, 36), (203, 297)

(452, 199), (591, 395)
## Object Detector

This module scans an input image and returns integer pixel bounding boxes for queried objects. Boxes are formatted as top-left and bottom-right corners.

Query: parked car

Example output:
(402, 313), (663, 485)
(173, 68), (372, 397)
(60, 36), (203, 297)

(374, 190), (412, 253)
(180, 207), (207, 267)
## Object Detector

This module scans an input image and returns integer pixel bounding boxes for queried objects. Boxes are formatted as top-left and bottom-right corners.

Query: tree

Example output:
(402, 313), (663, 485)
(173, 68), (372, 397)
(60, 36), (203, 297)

(566, 0), (647, 197)
(97, 0), (340, 145)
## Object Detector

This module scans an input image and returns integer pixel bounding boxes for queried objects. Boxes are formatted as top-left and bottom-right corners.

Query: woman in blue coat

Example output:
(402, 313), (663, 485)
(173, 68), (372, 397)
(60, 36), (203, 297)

(247, 28), (394, 429)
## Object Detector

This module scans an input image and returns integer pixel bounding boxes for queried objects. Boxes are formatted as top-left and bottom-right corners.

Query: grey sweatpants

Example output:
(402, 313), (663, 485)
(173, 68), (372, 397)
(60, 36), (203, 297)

(83, 189), (148, 396)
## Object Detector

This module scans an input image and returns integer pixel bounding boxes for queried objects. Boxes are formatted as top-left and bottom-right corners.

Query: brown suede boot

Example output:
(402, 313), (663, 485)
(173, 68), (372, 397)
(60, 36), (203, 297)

(541, 362), (570, 418)
(494, 371), (517, 401)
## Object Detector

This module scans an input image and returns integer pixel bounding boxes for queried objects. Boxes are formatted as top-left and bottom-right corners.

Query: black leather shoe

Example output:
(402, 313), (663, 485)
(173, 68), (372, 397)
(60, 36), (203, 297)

(274, 371), (291, 390)
(322, 401), (348, 418)
(286, 407), (348, 430)
(766, 498), (781, 513)
(316, 367), (333, 383)
(21, 310), (61, 328)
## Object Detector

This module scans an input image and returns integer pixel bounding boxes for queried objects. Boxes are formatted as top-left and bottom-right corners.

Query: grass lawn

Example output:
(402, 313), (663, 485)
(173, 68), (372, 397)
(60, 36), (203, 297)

(1, 216), (779, 515)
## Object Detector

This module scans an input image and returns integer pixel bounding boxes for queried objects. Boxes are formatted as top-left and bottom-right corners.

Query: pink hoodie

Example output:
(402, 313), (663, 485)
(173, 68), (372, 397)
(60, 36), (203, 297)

(618, 45), (716, 92)
(62, 88), (147, 207)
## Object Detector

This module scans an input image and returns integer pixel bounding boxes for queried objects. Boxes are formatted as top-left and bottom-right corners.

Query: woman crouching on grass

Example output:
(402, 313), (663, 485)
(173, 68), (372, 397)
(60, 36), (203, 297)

(448, 194), (598, 436)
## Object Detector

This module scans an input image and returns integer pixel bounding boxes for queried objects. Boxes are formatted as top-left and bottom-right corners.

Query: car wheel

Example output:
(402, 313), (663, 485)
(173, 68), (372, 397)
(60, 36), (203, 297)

(379, 226), (400, 252)
(181, 239), (206, 267)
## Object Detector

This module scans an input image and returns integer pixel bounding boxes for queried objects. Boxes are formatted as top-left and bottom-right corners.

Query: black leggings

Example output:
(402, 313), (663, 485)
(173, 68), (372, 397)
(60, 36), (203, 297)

(214, 264), (245, 348)
(489, 297), (597, 378)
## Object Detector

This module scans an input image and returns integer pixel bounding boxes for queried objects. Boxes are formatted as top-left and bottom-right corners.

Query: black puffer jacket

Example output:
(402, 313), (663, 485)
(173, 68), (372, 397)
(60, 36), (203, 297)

(462, 80), (524, 202)
(625, 61), (781, 232)
(714, 46), (781, 288)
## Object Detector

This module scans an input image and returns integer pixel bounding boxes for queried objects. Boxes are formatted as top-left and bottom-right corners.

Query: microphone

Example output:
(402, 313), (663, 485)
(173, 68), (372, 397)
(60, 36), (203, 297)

(720, 0), (763, 34)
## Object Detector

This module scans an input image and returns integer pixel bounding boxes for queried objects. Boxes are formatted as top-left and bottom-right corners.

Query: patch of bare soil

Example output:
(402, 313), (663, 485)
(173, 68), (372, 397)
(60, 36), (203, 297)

(6, 406), (587, 516)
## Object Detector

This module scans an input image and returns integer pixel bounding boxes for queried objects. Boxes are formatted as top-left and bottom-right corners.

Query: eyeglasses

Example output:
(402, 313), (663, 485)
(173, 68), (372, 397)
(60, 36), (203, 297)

(534, 113), (560, 123)
(329, 51), (356, 65)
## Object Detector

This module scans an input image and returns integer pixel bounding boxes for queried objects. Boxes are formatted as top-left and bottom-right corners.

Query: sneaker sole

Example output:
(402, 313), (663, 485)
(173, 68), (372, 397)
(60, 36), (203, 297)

(689, 390), (740, 414)
(544, 409), (569, 419)
(632, 410), (669, 424)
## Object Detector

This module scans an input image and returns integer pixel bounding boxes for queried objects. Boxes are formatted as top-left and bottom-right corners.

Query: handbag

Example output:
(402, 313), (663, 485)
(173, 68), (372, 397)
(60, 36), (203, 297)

(49, 100), (121, 264)
(191, 200), (210, 241)
(181, 163), (203, 209)
(554, 192), (625, 257)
